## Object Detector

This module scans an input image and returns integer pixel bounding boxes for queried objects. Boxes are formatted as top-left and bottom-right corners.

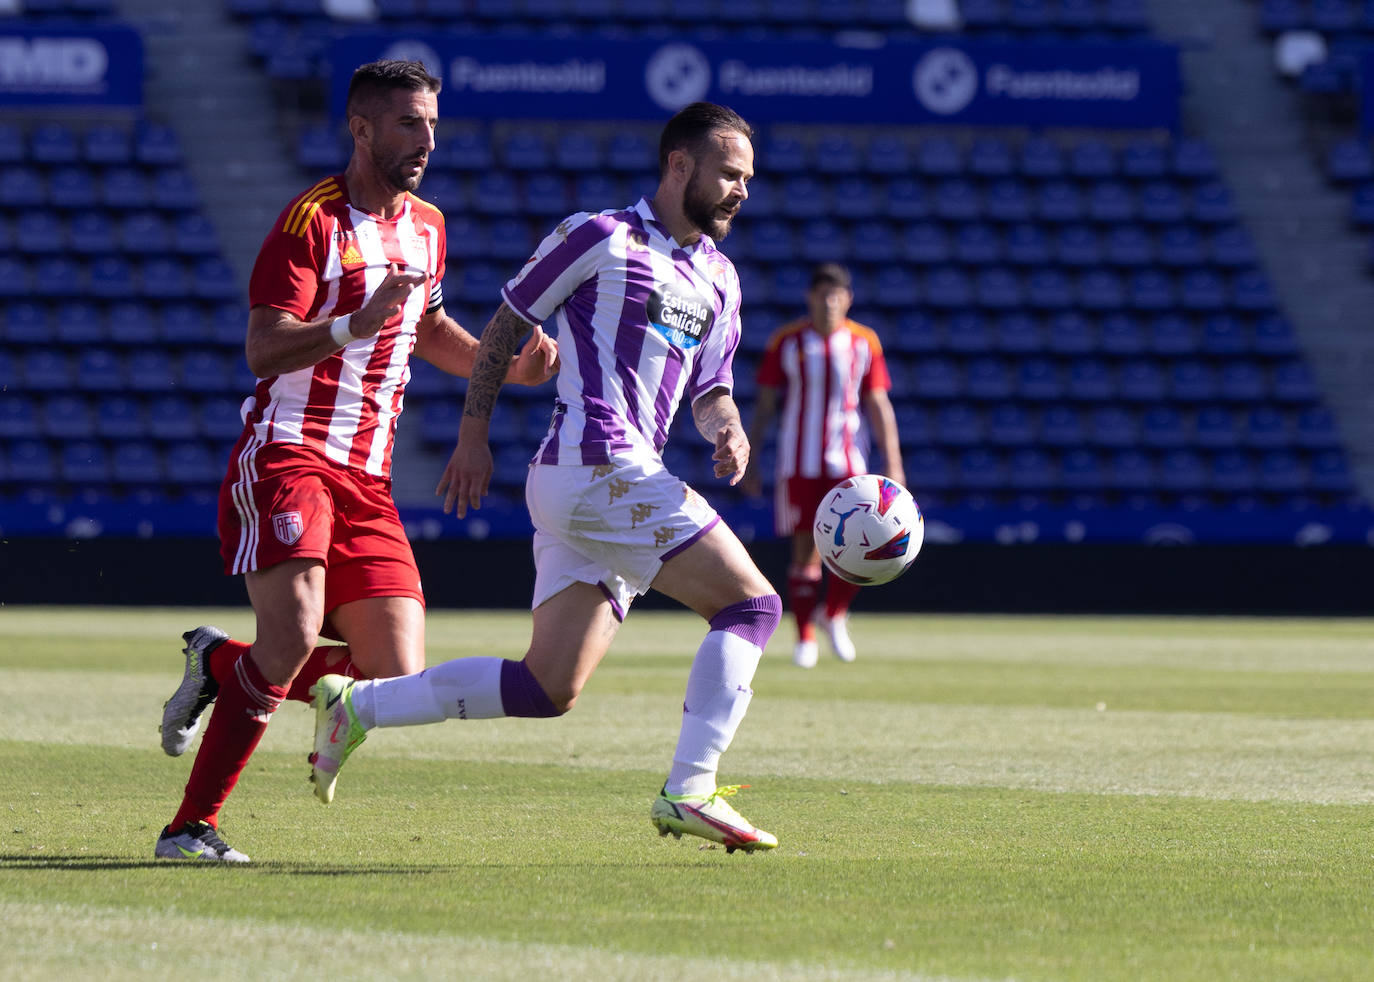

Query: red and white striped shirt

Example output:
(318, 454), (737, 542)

(756, 317), (891, 480)
(240, 175), (446, 479)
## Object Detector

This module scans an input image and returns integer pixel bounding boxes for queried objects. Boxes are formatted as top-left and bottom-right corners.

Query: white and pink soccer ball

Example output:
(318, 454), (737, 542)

(812, 474), (924, 586)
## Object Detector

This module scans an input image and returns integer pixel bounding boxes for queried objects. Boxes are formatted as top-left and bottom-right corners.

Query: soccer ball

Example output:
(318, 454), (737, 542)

(812, 474), (924, 586)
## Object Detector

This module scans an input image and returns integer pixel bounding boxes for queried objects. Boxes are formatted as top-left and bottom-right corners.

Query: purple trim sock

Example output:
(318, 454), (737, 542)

(499, 659), (563, 718)
(707, 594), (782, 649)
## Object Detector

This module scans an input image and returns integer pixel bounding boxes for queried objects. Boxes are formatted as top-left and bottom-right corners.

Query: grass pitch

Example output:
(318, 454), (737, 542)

(2, 607), (1372, 981)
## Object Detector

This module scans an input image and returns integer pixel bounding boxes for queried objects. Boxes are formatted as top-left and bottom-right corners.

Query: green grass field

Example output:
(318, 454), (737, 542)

(2, 607), (1372, 981)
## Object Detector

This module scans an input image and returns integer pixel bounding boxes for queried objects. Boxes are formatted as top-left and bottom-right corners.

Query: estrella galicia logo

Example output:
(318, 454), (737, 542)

(381, 39), (443, 82)
(647, 284), (714, 350)
(645, 44), (711, 112)
(913, 47), (978, 116)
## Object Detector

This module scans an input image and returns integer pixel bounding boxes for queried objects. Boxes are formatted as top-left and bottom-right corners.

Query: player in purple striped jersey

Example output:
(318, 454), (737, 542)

(308, 103), (783, 853)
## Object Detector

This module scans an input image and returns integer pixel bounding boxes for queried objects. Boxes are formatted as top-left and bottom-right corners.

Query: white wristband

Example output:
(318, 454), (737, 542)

(330, 314), (354, 348)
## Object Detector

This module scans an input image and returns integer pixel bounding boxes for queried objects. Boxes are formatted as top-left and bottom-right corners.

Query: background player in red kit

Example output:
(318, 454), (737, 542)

(743, 263), (904, 669)
(152, 60), (557, 863)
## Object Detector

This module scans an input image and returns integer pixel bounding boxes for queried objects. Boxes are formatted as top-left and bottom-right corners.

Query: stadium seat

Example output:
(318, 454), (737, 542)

(297, 123), (346, 170)
(935, 403), (985, 446)
(94, 395), (147, 440)
(1148, 314), (1196, 355)
(470, 172), (522, 216)
(1098, 313), (1147, 355)
(1193, 182), (1237, 224)
(68, 211), (116, 254)
(932, 178), (982, 221)
(1060, 448), (1104, 492)
(1117, 359), (1167, 402)
(955, 223), (1004, 265)
(1179, 270), (1228, 311)
(1158, 448), (1209, 493)
(1109, 449), (1159, 493)
(87, 256), (137, 300)
(0, 165), (45, 208)
(148, 395), (200, 441)
(1046, 311), (1096, 355)
(151, 168), (202, 211)
(984, 180), (1033, 223)
(1243, 406), (1293, 449)
(0, 395), (37, 440)
(30, 122), (80, 165)
(912, 357), (962, 400)
(849, 220), (898, 264)
(1140, 405), (1187, 448)
(23, 350), (75, 391)
(500, 129), (551, 171)
(16, 212), (66, 254)
(1218, 361), (1268, 403)
(125, 350), (176, 393)
(487, 217), (538, 261)
(995, 312), (1043, 353)
(1036, 181), (1084, 223)
(0, 122), (23, 164)
(193, 258), (239, 301)
(1122, 139), (1168, 179)
(1066, 358), (1115, 401)
(1172, 138), (1218, 180)
(553, 130), (601, 171)
(917, 136), (962, 176)
(865, 134), (912, 175)
(965, 357), (1013, 400)
(1040, 404), (1085, 446)
(1194, 407), (1240, 449)
(165, 442), (222, 486)
(1020, 136), (1065, 178)
(1208, 226), (1258, 269)
(1273, 361), (1321, 403)
(101, 167), (152, 210)
(1105, 225), (1154, 267)
(1170, 360), (1219, 402)
(987, 402), (1034, 446)
(606, 131), (655, 172)
(107, 301), (160, 345)
(1257, 449), (1307, 493)
(4, 301), (49, 344)
(886, 178), (930, 220)
(1089, 181), (1136, 224)
(59, 440), (111, 484)
(172, 214), (219, 255)
(142, 257), (193, 300)
(1294, 406), (1341, 449)
(956, 447), (1005, 491)
(1078, 270), (1125, 311)
(1138, 182), (1186, 224)
(40, 395), (95, 441)
(1069, 138), (1117, 179)
(135, 122), (184, 167)
(161, 303), (208, 345)
(1309, 449), (1354, 493)
(1018, 358), (1065, 401)
(1088, 405), (1138, 448)
(799, 219), (848, 263)
(1005, 223), (1051, 266)
(1008, 446), (1057, 492)
(7, 440), (57, 484)
(1207, 450), (1255, 495)
(1026, 268), (1074, 309)
(968, 136), (1016, 177)
(1157, 226), (1204, 267)
(111, 440), (165, 485)
(1231, 270), (1277, 312)
(761, 133), (808, 174)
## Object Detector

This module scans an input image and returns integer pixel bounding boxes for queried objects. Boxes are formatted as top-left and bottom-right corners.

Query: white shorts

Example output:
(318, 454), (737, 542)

(525, 459), (721, 619)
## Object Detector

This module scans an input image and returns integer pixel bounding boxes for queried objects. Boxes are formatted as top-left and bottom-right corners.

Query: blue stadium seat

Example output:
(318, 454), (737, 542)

(995, 312), (1043, 353)
(101, 167), (151, 209)
(1039, 404), (1085, 446)
(1118, 359), (1167, 402)
(1309, 450), (1354, 494)
(1065, 358), (1115, 401)
(1046, 311), (1096, 355)
(922, 267), (970, 308)
(40, 395), (94, 440)
(165, 442), (222, 486)
(906, 447), (953, 493)
(30, 255), (80, 300)
(984, 179), (1033, 223)
(968, 136), (1016, 177)
(1179, 269), (1228, 312)
(1326, 137), (1373, 183)
(142, 257), (193, 300)
(886, 178), (930, 220)
(1139, 405), (1187, 448)
(779, 175), (831, 219)
(445, 215), (488, 260)
(501, 129), (551, 171)
(0, 166), (46, 208)
(107, 301), (160, 345)
(68, 211), (116, 255)
(965, 357), (1013, 399)
(94, 395), (147, 440)
(955, 224), (1004, 265)
(1078, 269), (1125, 311)
(831, 176), (880, 219)
(4, 301), (49, 343)
(487, 217), (538, 261)
(761, 133), (808, 174)
(1158, 449), (1208, 493)
(1170, 360), (1219, 401)
(125, 350), (176, 393)
(1121, 139), (1168, 179)
(1060, 448), (1104, 492)
(0, 395), (36, 442)
(892, 311), (942, 354)
(147, 395), (199, 441)
(439, 129), (493, 172)
(59, 440), (111, 485)
(606, 132), (654, 172)
(111, 440), (165, 485)
(799, 219), (848, 263)
(471, 172), (522, 216)
(172, 213), (219, 255)
(865, 134), (912, 175)
(1208, 226), (1258, 269)
(47, 166), (98, 210)
(1218, 362), (1268, 403)
(1056, 225), (1103, 267)
(151, 168), (201, 211)
(16, 212), (66, 254)
(1088, 181), (1136, 223)
(1020, 136), (1065, 178)
(1005, 223), (1051, 265)
(1172, 138), (1218, 181)
(0, 122), (23, 164)
(901, 223), (950, 265)
(1231, 270), (1277, 312)
(1098, 313), (1147, 355)
(944, 311), (993, 354)
(87, 256), (136, 300)
(894, 404), (933, 448)
(987, 402), (1035, 446)
(1148, 313), (1196, 355)
(975, 267), (1023, 309)
(297, 123), (346, 170)
(135, 122), (184, 167)
(935, 403), (985, 446)
(957, 447), (1005, 491)
(875, 266), (921, 307)
(1138, 182), (1187, 224)
(7, 440), (57, 484)
(932, 178), (982, 221)
(554, 130), (602, 171)
(1109, 448), (1158, 493)
(1069, 138), (1117, 179)
(1294, 406), (1341, 449)
(1194, 407), (1240, 449)
(1105, 225), (1154, 267)
(1257, 449), (1307, 494)
(30, 122), (79, 165)
(1157, 225), (1204, 267)
(1243, 406), (1292, 449)
(917, 136), (963, 176)
(523, 173), (572, 218)
(1193, 182), (1237, 224)
(23, 349), (75, 391)
(913, 357), (963, 400)
(849, 220), (898, 264)
(1025, 268), (1074, 309)
(74, 348), (125, 391)
(193, 258), (239, 301)
(1272, 361), (1320, 403)
(1036, 181), (1084, 222)
(1088, 405), (1138, 448)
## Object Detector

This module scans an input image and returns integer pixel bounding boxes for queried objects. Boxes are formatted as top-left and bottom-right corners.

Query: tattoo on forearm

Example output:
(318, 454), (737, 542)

(463, 305), (528, 421)
(693, 390), (740, 440)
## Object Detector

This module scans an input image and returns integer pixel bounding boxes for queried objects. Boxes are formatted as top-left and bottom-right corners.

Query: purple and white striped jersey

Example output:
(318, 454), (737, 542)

(502, 197), (742, 468)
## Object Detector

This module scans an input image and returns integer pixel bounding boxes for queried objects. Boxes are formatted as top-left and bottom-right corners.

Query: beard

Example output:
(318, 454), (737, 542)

(683, 171), (737, 241)
(374, 145), (427, 193)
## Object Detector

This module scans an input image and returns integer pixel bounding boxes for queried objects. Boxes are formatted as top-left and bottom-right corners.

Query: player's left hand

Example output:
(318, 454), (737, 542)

(506, 323), (559, 386)
(712, 424), (750, 486)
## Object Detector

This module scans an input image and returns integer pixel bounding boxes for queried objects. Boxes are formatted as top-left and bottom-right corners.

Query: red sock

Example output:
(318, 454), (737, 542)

(286, 644), (364, 703)
(211, 638), (361, 703)
(824, 576), (862, 619)
(169, 652), (287, 830)
(787, 566), (822, 641)
(208, 638), (251, 686)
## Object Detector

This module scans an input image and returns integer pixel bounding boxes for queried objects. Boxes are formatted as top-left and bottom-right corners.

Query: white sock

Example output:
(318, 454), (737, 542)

(355, 657), (507, 729)
(666, 629), (762, 797)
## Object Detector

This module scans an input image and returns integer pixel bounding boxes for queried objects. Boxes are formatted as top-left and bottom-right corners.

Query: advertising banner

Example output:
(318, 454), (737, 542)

(331, 34), (1178, 130)
(0, 23), (143, 107)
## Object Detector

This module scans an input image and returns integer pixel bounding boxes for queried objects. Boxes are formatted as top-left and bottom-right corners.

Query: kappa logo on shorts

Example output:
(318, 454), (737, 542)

(607, 477), (634, 503)
(630, 502), (659, 528)
(271, 511), (305, 546)
(653, 525), (679, 548)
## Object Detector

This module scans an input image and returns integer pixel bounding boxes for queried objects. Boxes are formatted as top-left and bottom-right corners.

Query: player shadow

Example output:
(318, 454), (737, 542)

(0, 853), (701, 874)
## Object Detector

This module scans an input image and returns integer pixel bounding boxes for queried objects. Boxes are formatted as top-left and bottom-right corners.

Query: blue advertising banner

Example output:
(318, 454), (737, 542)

(0, 23), (143, 107)
(331, 34), (1178, 130)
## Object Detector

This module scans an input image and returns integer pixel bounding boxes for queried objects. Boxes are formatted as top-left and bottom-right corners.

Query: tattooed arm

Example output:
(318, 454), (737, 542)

(414, 305), (557, 386)
(693, 386), (751, 487)
(436, 303), (539, 516)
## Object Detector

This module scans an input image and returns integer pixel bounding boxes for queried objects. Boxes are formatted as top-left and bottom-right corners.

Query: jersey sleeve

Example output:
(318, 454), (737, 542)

(688, 258), (742, 402)
(501, 211), (615, 326)
(860, 329), (892, 393)
(755, 328), (787, 388)
(248, 202), (327, 320)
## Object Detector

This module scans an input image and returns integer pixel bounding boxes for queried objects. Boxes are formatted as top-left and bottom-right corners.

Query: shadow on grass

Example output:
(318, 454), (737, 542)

(0, 853), (704, 874)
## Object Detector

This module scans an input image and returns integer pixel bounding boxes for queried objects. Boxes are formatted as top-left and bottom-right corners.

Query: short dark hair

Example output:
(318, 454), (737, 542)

(809, 262), (852, 290)
(346, 59), (442, 119)
(658, 102), (754, 174)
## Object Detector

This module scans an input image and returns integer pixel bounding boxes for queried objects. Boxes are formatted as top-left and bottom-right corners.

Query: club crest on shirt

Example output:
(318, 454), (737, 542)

(647, 283), (714, 350)
(272, 511), (305, 546)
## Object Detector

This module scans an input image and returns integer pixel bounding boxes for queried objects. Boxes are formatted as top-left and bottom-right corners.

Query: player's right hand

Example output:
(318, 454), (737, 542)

(436, 429), (493, 518)
(353, 262), (426, 338)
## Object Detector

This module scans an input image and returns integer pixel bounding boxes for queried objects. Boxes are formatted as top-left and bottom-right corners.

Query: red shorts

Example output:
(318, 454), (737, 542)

(775, 473), (854, 537)
(217, 442), (424, 616)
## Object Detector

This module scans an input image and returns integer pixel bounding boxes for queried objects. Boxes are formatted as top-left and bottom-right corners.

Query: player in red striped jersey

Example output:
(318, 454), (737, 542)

(153, 60), (557, 863)
(744, 263), (904, 668)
